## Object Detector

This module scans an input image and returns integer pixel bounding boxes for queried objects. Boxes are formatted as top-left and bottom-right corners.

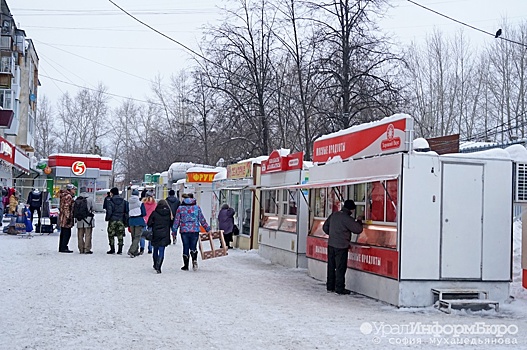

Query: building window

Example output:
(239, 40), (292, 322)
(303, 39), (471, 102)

(0, 89), (13, 109)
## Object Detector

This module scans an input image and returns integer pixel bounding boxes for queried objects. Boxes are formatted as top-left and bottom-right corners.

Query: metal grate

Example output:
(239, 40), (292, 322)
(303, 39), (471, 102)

(515, 163), (527, 202)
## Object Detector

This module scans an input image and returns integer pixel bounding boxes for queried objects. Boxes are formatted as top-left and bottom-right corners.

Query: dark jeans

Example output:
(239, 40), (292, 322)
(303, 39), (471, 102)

(152, 245), (166, 261)
(181, 232), (199, 256)
(327, 246), (349, 292)
(59, 227), (72, 251)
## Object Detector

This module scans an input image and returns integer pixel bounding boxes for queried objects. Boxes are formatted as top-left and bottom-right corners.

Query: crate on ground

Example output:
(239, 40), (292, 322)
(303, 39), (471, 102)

(199, 230), (228, 260)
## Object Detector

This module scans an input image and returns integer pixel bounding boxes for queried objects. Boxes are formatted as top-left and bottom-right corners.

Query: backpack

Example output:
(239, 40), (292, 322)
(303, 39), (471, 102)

(73, 196), (90, 221)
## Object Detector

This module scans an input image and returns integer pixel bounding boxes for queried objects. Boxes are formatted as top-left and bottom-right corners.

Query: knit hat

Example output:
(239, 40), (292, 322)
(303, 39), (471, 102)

(79, 186), (87, 193)
(146, 190), (154, 197)
(110, 187), (119, 196)
(131, 189), (139, 196)
(343, 199), (356, 210)
(66, 184), (76, 190)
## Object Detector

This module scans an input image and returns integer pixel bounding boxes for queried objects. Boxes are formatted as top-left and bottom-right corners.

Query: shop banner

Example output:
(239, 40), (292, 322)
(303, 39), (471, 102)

(312, 114), (412, 163)
(186, 171), (217, 183)
(227, 162), (252, 179)
(0, 136), (14, 164)
(261, 151), (303, 174)
(306, 236), (399, 279)
(48, 154), (113, 171)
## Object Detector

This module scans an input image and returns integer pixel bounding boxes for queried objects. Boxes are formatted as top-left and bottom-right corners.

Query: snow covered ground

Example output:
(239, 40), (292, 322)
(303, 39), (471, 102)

(1, 213), (526, 350)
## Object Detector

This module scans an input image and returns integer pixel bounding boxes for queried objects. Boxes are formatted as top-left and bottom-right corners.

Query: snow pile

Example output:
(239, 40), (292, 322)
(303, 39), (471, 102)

(505, 144), (527, 162)
(213, 167), (228, 180)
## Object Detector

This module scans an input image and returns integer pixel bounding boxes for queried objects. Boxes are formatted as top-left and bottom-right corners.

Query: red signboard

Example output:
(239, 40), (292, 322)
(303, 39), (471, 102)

(48, 154), (112, 171)
(312, 115), (412, 163)
(0, 136), (15, 164)
(261, 151), (303, 174)
(306, 236), (399, 279)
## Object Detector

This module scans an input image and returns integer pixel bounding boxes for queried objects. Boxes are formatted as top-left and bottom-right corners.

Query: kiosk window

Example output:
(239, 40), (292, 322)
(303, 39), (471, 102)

(386, 179), (397, 222)
(313, 188), (327, 217)
(286, 189), (298, 215)
(329, 186), (343, 213)
(366, 180), (398, 223)
(262, 190), (278, 215)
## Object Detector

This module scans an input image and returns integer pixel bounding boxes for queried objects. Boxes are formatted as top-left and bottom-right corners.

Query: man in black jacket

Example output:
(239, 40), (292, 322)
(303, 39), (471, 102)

(323, 199), (363, 295)
(105, 187), (129, 255)
(166, 189), (180, 244)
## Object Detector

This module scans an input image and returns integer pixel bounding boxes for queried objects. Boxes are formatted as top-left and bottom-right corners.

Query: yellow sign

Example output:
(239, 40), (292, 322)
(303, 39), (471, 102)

(187, 172), (217, 183)
(227, 162), (252, 179)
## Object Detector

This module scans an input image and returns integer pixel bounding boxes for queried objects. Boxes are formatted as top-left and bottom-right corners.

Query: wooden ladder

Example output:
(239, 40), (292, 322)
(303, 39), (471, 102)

(198, 230), (229, 260)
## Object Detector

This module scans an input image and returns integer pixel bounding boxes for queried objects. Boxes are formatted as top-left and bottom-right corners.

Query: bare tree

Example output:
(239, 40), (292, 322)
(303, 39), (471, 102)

(54, 84), (111, 154)
(306, 0), (401, 130)
(204, 0), (278, 156)
(34, 95), (58, 158)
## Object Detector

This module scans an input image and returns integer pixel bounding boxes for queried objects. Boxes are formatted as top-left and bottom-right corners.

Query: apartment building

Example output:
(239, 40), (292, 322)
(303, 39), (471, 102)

(0, 0), (38, 192)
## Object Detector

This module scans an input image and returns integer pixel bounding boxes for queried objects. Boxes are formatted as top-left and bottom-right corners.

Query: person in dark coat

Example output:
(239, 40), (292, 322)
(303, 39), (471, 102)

(105, 188), (129, 255)
(166, 189), (180, 244)
(147, 199), (173, 273)
(218, 203), (235, 249)
(102, 192), (111, 211)
(322, 199), (363, 295)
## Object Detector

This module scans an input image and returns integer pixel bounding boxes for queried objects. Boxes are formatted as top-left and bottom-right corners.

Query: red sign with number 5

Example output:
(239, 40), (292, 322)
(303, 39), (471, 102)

(72, 161), (87, 176)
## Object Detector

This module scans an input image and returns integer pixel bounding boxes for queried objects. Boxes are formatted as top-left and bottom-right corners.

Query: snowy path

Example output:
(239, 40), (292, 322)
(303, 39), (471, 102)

(1, 213), (526, 350)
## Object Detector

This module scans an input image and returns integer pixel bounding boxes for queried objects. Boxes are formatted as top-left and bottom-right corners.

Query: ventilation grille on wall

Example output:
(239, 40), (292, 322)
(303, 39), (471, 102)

(515, 163), (527, 202)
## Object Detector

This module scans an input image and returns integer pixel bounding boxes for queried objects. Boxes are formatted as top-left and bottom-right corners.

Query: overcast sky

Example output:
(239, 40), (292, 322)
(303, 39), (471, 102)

(8, 0), (527, 109)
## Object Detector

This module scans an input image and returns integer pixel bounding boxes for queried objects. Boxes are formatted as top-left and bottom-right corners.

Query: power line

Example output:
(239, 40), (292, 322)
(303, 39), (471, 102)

(406, 0), (527, 48)
(34, 40), (153, 83)
(36, 41), (184, 51)
(39, 74), (163, 106)
(107, 0), (212, 68)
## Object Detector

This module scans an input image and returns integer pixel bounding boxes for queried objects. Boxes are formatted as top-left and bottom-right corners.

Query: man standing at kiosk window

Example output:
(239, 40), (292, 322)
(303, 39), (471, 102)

(323, 199), (363, 295)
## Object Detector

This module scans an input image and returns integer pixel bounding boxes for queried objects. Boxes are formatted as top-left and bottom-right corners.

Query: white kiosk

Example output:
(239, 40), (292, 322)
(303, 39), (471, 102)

(258, 150), (311, 268)
(301, 114), (514, 307)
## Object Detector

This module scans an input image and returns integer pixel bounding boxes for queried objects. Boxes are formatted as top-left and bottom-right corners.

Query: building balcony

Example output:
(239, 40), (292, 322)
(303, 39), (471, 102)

(0, 108), (14, 128)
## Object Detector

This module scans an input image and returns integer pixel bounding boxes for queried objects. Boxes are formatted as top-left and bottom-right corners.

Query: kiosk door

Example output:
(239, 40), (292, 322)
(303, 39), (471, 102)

(440, 163), (483, 279)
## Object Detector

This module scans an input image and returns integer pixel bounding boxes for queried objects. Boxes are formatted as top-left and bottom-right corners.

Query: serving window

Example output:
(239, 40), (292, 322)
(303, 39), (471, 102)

(261, 188), (299, 232)
(308, 179), (398, 249)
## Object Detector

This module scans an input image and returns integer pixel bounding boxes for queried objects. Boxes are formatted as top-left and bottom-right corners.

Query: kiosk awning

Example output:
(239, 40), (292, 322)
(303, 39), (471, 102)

(257, 174), (399, 191)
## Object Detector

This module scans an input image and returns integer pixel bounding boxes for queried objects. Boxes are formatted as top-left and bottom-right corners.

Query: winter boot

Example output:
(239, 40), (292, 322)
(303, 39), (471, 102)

(107, 244), (115, 254)
(139, 247), (145, 255)
(117, 244), (123, 255)
(181, 255), (189, 271)
(156, 258), (164, 274)
(153, 257), (158, 270)
(190, 250), (198, 271)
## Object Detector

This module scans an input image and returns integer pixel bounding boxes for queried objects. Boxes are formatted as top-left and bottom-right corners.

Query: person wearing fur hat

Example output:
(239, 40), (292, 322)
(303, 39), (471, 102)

(322, 199), (363, 295)
(105, 187), (129, 255)
(127, 189), (146, 257)
(58, 184), (76, 253)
